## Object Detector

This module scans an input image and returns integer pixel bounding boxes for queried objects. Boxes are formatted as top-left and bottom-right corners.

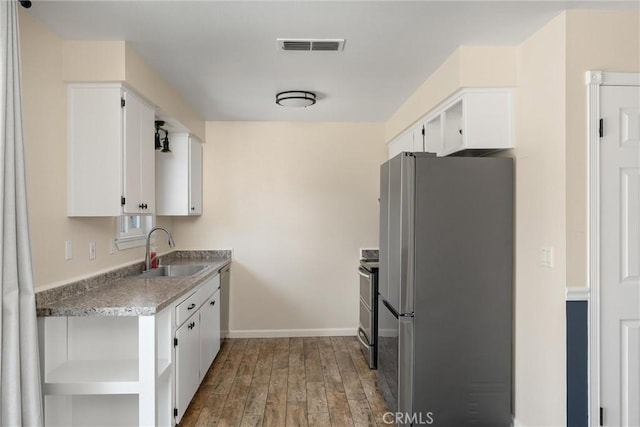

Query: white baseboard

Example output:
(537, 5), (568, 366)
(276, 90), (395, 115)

(566, 286), (590, 301)
(228, 328), (357, 338)
(512, 417), (524, 427)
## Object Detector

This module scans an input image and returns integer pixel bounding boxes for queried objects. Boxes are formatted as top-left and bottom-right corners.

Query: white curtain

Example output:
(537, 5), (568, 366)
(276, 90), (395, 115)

(0, 1), (44, 426)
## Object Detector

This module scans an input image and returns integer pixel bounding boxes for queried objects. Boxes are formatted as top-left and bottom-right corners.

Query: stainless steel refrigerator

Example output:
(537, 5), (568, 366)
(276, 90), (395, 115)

(377, 153), (513, 426)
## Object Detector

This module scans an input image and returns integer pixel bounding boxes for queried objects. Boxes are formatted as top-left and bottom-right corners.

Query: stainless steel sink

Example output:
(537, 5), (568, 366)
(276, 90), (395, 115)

(138, 264), (207, 278)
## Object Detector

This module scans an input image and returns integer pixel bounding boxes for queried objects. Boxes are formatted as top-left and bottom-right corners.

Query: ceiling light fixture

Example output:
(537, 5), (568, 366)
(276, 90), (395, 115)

(276, 91), (316, 108)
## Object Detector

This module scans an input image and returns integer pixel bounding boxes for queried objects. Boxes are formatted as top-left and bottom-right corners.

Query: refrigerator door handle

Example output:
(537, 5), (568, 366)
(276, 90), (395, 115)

(381, 298), (399, 319)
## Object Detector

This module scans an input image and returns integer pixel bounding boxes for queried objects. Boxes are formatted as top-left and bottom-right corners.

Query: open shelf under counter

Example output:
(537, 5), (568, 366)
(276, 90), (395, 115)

(45, 359), (139, 395)
(44, 357), (173, 396)
(39, 311), (175, 426)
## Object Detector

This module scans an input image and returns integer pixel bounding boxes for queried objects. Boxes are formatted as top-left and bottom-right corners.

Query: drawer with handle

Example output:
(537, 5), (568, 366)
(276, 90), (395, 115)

(175, 274), (220, 326)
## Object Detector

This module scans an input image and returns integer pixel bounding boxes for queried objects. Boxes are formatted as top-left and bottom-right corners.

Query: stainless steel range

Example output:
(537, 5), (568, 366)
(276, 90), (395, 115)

(358, 257), (379, 369)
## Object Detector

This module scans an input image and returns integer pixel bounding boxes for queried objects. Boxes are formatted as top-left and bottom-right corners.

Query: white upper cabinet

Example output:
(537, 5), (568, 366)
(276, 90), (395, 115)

(387, 88), (514, 159)
(412, 124), (425, 152)
(438, 90), (513, 156)
(155, 133), (203, 216)
(67, 84), (155, 216)
(424, 114), (443, 155)
(388, 127), (424, 158)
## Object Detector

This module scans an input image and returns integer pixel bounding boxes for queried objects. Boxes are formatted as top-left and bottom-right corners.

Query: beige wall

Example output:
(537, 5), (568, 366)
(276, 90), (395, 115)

(62, 40), (126, 82)
(124, 45), (205, 141)
(380, 11), (639, 424)
(565, 10), (640, 288)
(385, 46), (518, 142)
(61, 41), (205, 141)
(173, 122), (386, 334)
(19, 11), (174, 291)
(512, 13), (567, 425)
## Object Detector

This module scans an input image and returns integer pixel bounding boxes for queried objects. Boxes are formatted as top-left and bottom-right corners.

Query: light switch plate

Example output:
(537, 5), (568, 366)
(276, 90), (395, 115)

(64, 240), (72, 260)
(89, 241), (96, 260)
(541, 246), (554, 268)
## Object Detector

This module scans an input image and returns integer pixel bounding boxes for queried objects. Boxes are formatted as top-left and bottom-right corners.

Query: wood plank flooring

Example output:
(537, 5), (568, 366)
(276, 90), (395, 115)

(179, 337), (393, 427)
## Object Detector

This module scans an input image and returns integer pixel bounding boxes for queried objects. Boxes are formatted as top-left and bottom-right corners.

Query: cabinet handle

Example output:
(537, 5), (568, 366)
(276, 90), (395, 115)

(138, 203), (148, 209)
(210, 300), (216, 307)
(188, 321), (195, 330)
(191, 206), (195, 211)
(187, 303), (196, 310)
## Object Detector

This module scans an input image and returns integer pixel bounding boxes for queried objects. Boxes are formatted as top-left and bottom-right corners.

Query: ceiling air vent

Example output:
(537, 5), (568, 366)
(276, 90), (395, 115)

(278, 38), (345, 52)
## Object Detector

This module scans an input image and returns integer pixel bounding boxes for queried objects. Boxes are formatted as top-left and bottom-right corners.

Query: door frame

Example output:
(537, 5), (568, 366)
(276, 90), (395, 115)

(586, 70), (640, 426)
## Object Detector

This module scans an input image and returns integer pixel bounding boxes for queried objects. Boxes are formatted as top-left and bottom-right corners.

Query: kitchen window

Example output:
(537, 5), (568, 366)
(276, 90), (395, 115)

(116, 215), (154, 249)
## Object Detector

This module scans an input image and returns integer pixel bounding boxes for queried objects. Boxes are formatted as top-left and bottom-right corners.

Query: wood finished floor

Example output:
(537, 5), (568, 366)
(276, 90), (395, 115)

(179, 337), (393, 427)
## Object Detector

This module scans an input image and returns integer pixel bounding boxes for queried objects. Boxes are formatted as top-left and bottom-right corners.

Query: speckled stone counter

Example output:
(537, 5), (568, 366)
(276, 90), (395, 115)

(36, 250), (231, 317)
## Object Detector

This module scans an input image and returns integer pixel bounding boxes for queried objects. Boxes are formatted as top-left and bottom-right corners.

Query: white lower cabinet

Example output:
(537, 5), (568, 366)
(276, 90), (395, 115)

(39, 311), (173, 426)
(200, 292), (221, 377)
(39, 272), (222, 427)
(174, 277), (221, 423)
(175, 314), (201, 422)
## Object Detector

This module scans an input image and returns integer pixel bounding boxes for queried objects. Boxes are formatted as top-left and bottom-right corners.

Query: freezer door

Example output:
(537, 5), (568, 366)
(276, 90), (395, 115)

(398, 316), (414, 427)
(377, 297), (399, 413)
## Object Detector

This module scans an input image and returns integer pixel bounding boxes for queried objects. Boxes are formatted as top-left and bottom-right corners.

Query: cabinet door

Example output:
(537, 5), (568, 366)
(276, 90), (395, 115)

(424, 115), (443, 155)
(442, 100), (464, 156)
(188, 137), (203, 215)
(156, 133), (188, 215)
(388, 131), (414, 159)
(463, 92), (513, 150)
(199, 290), (220, 378)
(412, 125), (425, 152)
(67, 85), (122, 216)
(175, 315), (200, 423)
(122, 90), (155, 214)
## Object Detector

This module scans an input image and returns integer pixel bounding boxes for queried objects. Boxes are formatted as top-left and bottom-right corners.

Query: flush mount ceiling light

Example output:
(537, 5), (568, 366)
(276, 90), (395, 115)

(276, 91), (317, 108)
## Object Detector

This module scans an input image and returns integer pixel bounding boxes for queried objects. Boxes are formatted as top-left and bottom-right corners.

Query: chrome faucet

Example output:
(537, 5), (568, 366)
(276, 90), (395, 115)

(145, 226), (176, 271)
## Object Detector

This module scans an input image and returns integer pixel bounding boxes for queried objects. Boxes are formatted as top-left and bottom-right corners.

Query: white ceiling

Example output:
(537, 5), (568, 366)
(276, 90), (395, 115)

(27, 1), (637, 122)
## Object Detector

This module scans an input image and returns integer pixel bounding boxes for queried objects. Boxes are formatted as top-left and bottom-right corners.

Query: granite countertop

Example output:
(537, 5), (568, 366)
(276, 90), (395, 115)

(36, 251), (231, 317)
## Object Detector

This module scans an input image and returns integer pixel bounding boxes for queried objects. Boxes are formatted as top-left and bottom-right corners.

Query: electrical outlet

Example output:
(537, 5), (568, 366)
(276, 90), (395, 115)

(89, 241), (96, 260)
(109, 239), (116, 255)
(64, 240), (73, 260)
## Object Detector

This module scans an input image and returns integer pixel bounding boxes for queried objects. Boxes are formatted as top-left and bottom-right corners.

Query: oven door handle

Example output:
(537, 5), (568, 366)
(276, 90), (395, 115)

(358, 267), (371, 279)
(357, 327), (371, 348)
